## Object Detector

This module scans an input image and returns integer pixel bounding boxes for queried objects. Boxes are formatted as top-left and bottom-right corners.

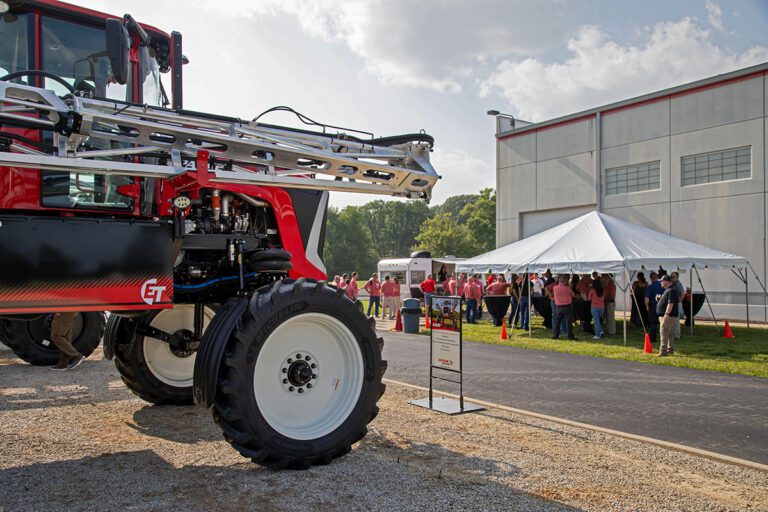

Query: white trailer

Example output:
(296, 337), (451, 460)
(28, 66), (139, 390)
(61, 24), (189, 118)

(377, 252), (464, 300)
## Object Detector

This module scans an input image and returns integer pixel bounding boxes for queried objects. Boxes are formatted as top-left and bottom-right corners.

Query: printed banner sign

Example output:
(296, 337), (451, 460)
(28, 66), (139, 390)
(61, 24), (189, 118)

(430, 296), (462, 372)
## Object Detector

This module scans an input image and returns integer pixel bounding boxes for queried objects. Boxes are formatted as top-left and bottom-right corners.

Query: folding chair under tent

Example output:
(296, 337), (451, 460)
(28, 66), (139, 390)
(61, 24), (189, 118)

(456, 211), (763, 344)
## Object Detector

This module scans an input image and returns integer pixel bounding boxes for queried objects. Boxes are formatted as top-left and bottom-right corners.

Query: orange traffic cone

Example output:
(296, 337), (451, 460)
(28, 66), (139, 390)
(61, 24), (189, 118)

(501, 322), (508, 340)
(394, 311), (403, 332)
(723, 320), (734, 339)
(643, 332), (653, 354)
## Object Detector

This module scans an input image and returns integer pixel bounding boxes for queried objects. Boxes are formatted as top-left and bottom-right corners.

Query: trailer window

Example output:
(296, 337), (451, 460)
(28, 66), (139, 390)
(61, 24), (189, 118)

(0, 13), (30, 82)
(41, 172), (135, 210)
(410, 270), (425, 284)
(41, 16), (129, 101)
(385, 271), (406, 283)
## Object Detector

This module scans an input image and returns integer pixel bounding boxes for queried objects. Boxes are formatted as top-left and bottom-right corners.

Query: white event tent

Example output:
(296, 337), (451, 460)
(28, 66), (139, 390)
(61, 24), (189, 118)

(456, 211), (762, 342)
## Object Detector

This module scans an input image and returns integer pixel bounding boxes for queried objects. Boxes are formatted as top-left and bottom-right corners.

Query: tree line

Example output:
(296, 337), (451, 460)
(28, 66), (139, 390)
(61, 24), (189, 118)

(323, 188), (495, 278)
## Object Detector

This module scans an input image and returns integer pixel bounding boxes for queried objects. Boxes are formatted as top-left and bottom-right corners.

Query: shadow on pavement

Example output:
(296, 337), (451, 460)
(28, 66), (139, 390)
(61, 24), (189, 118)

(0, 444), (584, 512)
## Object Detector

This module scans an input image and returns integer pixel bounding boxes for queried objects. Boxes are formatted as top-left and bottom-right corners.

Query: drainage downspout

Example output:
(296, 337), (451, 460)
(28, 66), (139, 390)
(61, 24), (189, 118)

(595, 112), (602, 212)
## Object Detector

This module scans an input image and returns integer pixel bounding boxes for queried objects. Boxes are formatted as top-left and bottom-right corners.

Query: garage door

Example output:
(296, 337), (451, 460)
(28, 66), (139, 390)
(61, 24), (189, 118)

(521, 205), (595, 238)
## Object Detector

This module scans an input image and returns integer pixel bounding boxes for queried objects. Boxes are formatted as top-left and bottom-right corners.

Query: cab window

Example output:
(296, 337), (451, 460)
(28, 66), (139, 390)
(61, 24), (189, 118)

(41, 16), (129, 101)
(42, 173), (135, 210)
(0, 13), (31, 81)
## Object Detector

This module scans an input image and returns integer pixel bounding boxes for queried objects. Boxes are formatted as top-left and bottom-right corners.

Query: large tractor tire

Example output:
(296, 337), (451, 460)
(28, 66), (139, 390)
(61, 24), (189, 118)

(0, 312), (106, 366)
(210, 278), (386, 469)
(114, 305), (216, 405)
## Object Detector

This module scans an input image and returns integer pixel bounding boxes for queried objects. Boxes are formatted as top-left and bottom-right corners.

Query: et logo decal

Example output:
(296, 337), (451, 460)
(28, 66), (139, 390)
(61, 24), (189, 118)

(141, 279), (167, 305)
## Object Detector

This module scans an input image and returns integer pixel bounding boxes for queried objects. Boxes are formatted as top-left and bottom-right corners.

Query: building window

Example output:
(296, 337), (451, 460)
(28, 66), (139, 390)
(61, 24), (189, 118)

(604, 161), (661, 196)
(681, 147), (751, 187)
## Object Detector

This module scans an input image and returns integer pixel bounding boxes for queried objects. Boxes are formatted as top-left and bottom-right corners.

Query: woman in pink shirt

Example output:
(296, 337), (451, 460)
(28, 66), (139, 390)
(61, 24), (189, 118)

(588, 278), (605, 339)
(393, 277), (402, 313)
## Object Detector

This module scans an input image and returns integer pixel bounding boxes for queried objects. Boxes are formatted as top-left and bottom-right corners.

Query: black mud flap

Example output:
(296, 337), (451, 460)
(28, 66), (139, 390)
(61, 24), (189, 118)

(192, 297), (249, 408)
(0, 215), (174, 313)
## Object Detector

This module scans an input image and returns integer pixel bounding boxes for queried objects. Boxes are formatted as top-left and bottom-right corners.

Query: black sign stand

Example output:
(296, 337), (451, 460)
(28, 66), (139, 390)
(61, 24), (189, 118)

(410, 296), (484, 415)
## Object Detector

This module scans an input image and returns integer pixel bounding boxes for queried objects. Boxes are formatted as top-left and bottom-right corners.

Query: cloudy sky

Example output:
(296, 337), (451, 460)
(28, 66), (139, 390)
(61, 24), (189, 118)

(79, 0), (768, 207)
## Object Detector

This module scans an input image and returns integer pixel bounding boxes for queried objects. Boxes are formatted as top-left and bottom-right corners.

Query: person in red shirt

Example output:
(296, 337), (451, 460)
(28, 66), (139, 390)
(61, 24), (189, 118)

(486, 271), (495, 287)
(445, 274), (457, 296)
(463, 276), (482, 324)
(344, 279), (357, 301)
(486, 275), (510, 296)
(552, 275), (576, 340)
(420, 274), (437, 310)
(588, 278), (605, 339)
(381, 275), (398, 319)
(364, 273), (381, 318)
(576, 274), (592, 298)
(600, 273), (617, 335)
(456, 273), (467, 298)
(346, 272), (359, 300)
(392, 277), (402, 313)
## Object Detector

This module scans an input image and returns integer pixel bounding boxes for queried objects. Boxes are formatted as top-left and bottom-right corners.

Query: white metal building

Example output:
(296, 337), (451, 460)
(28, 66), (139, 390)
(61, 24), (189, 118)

(494, 62), (768, 320)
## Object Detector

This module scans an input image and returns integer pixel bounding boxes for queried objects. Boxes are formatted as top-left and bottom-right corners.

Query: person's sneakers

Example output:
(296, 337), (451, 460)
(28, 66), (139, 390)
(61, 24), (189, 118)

(656, 352), (668, 357)
(66, 355), (85, 370)
(593, 336), (601, 339)
(667, 349), (675, 355)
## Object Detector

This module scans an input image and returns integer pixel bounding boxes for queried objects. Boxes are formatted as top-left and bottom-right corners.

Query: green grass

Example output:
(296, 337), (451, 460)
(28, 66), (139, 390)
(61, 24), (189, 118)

(418, 315), (768, 378)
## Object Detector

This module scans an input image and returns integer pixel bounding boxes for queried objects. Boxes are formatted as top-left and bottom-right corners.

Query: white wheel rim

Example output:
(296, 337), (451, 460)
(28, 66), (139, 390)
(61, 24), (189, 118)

(253, 312), (364, 440)
(142, 305), (214, 388)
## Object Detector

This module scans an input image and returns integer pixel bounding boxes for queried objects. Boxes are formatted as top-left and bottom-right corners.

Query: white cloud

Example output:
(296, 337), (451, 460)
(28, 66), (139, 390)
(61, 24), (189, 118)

(480, 17), (768, 121)
(429, 148), (495, 203)
(197, 0), (571, 93)
(705, 0), (724, 31)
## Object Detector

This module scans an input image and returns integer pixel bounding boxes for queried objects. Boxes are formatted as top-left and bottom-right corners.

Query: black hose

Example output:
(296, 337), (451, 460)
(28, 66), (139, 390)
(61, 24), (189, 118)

(0, 70), (76, 93)
(0, 131), (56, 152)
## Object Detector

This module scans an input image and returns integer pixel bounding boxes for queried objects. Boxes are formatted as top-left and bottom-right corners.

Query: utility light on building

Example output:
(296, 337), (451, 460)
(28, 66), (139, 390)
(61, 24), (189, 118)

(487, 109), (516, 133)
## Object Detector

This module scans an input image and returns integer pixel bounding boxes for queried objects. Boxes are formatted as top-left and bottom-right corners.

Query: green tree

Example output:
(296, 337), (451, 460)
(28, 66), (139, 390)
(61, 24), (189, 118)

(413, 212), (476, 258)
(460, 188), (496, 254)
(323, 206), (378, 278)
(432, 194), (477, 223)
(359, 200), (431, 258)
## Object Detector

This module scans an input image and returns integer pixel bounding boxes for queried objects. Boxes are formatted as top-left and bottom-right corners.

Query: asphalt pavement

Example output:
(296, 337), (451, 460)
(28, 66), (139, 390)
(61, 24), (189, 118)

(380, 331), (768, 465)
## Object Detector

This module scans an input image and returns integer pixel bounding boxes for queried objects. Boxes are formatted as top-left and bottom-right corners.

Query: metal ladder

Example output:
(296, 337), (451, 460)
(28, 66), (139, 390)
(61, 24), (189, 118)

(0, 81), (439, 201)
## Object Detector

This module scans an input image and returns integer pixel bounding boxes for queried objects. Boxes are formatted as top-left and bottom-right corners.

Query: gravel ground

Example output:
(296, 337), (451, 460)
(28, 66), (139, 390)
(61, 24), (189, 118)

(1, 342), (766, 512)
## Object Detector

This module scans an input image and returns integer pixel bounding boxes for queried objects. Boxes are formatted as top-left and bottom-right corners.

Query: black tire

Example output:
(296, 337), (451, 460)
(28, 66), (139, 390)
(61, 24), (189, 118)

(114, 305), (216, 405)
(212, 278), (386, 469)
(0, 312), (105, 366)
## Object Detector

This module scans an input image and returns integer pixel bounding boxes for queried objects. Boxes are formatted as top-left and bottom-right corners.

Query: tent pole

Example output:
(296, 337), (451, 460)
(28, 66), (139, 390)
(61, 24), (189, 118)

(689, 268), (693, 337)
(746, 268), (750, 328)
(528, 269), (532, 338)
(623, 269), (628, 347)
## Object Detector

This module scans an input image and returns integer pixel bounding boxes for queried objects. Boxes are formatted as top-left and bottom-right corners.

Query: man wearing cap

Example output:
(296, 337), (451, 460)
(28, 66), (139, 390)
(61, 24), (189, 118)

(656, 275), (680, 356)
(670, 271), (685, 342)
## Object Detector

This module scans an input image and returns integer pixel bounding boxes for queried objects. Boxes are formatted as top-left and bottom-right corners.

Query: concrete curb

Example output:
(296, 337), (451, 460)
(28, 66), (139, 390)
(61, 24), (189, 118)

(384, 377), (768, 474)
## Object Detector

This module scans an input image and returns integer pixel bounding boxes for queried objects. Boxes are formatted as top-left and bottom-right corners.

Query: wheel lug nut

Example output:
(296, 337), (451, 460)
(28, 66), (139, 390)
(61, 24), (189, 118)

(282, 368), (287, 373)
(296, 354), (302, 359)
(305, 356), (311, 361)
(310, 363), (316, 369)
(306, 383), (312, 389)
(298, 388), (304, 394)
(287, 358), (293, 363)
(289, 386), (294, 392)
(283, 379), (288, 384)
(311, 374), (317, 379)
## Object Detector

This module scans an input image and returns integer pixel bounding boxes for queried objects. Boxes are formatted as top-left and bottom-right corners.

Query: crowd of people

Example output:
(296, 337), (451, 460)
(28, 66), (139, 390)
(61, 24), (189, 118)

(331, 272), (402, 319)
(333, 266), (690, 356)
